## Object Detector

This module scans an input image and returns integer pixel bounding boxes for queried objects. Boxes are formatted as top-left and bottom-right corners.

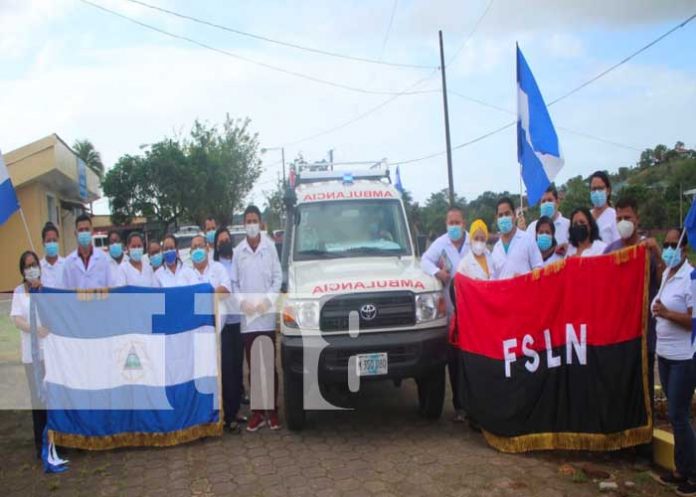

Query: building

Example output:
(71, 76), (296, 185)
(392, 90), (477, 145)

(0, 134), (100, 292)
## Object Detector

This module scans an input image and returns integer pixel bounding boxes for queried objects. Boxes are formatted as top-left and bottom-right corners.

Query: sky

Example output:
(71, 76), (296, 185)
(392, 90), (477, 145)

(1, 0), (695, 215)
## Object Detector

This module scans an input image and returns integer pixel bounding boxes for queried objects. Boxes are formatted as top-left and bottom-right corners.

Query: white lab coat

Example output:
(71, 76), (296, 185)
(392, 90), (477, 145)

(491, 228), (544, 280)
(62, 247), (114, 289)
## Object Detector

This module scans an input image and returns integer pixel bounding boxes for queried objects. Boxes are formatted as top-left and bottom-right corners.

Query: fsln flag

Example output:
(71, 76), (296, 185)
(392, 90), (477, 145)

(394, 166), (404, 193)
(516, 45), (564, 206)
(0, 149), (20, 226)
(685, 197), (696, 251)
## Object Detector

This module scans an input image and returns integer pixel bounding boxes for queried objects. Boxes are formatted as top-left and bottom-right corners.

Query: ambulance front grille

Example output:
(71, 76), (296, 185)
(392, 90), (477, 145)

(320, 291), (415, 332)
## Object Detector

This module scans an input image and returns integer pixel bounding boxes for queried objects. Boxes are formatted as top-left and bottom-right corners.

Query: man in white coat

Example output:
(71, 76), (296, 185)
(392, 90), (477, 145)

(62, 213), (114, 290)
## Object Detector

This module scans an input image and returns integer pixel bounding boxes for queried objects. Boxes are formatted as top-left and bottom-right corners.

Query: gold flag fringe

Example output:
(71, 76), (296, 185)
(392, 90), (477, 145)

(50, 421), (223, 451)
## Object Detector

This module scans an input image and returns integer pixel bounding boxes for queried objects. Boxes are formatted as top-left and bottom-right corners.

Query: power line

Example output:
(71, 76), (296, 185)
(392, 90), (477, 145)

(120, 0), (433, 70)
(379, 0), (399, 60)
(396, 12), (696, 165)
(80, 0), (436, 96)
(447, 90), (642, 151)
(446, 0), (496, 66)
(280, 69), (439, 147)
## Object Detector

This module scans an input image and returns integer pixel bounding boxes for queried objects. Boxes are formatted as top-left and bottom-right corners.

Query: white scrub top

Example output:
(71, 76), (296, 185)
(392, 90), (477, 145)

(491, 228), (544, 280)
(40, 257), (65, 289)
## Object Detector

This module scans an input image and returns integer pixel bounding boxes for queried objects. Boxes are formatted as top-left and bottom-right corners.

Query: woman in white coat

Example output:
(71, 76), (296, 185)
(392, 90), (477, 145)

(456, 219), (493, 280)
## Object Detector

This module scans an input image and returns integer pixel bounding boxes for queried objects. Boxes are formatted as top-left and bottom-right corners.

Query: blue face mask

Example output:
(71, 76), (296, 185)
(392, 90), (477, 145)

(163, 250), (177, 265)
(537, 233), (553, 252)
(447, 225), (463, 241)
(205, 230), (216, 245)
(540, 201), (555, 218)
(150, 252), (163, 268)
(109, 243), (123, 259)
(77, 231), (92, 248)
(497, 216), (513, 235)
(590, 190), (607, 208)
(44, 241), (59, 258)
(662, 247), (682, 268)
(191, 247), (207, 264)
(129, 247), (144, 262)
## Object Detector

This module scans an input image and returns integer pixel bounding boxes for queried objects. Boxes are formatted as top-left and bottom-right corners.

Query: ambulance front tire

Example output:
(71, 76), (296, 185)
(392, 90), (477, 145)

(417, 366), (445, 420)
(284, 372), (305, 431)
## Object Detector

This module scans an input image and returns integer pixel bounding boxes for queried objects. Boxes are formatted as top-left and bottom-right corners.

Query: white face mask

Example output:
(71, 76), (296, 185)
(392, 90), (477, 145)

(246, 223), (260, 238)
(617, 220), (635, 240)
(25, 266), (41, 282)
(471, 241), (486, 256)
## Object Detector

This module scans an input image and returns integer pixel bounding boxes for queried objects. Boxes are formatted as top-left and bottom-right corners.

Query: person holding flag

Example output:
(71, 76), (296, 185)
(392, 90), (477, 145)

(589, 171), (620, 245)
(491, 197), (543, 279)
(651, 228), (695, 494)
(39, 222), (65, 289)
(62, 213), (114, 289)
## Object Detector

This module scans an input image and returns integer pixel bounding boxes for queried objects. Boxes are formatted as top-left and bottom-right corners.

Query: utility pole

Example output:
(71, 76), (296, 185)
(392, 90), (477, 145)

(439, 30), (455, 207)
(328, 149), (334, 171)
(281, 147), (286, 187)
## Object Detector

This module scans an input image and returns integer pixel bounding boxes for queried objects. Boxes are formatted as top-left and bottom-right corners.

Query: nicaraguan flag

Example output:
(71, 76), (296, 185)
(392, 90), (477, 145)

(0, 149), (20, 225)
(394, 166), (404, 193)
(516, 45), (564, 206)
(685, 197), (696, 251)
(32, 284), (222, 450)
(691, 269), (696, 345)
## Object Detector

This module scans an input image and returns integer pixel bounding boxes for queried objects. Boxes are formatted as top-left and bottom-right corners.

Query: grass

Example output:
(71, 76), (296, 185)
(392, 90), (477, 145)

(0, 312), (21, 363)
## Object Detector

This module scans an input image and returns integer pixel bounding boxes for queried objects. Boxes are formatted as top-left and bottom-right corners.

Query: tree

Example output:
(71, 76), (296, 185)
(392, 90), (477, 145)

(263, 177), (285, 233)
(73, 139), (105, 177)
(102, 115), (262, 232)
(559, 175), (590, 214)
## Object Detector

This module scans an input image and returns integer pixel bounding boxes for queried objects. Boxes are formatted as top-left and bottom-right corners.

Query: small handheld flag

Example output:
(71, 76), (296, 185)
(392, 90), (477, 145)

(0, 149), (20, 226)
(516, 45), (564, 206)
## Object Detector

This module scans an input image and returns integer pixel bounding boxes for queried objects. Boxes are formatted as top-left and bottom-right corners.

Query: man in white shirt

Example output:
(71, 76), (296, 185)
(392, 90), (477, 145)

(189, 234), (232, 293)
(107, 229), (126, 283)
(39, 222), (65, 289)
(231, 205), (282, 432)
(420, 206), (469, 422)
(526, 185), (570, 246)
(491, 197), (544, 280)
(62, 213), (114, 290)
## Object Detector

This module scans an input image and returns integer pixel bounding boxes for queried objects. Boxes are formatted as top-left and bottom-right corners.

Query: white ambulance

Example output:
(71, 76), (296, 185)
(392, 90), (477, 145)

(280, 167), (449, 430)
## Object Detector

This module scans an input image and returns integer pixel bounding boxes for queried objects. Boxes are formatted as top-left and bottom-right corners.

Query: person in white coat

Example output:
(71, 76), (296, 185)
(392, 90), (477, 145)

(62, 213), (114, 290)
(589, 170), (620, 245)
(232, 205), (282, 432)
(491, 197), (543, 280)
(116, 232), (158, 287)
(155, 234), (196, 287)
(566, 207), (607, 257)
(535, 217), (564, 266)
(456, 219), (492, 280)
(39, 222), (65, 289)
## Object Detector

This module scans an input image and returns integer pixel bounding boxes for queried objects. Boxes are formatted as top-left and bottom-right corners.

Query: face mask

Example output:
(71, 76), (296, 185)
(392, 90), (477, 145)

(191, 247), (207, 264)
(164, 250), (177, 265)
(569, 225), (589, 245)
(539, 201), (555, 219)
(129, 247), (144, 262)
(246, 223), (260, 238)
(471, 241), (486, 256)
(77, 231), (92, 248)
(497, 216), (513, 235)
(218, 241), (233, 258)
(662, 247), (682, 268)
(44, 241), (59, 258)
(616, 220), (635, 240)
(205, 230), (216, 245)
(590, 190), (607, 208)
(537, 233), (553, 252)
(150, 252), (163, 268)
(24, 266), (41, 282)
(109, 243), (123, 259)
(447, 225), (463, 241)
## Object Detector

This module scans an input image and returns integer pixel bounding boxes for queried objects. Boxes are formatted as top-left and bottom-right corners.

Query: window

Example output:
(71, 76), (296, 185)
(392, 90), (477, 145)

(46, 194), (59, 226)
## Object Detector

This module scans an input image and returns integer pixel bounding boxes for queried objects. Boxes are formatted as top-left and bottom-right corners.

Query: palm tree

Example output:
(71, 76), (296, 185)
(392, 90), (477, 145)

(73, 139), (105, 178)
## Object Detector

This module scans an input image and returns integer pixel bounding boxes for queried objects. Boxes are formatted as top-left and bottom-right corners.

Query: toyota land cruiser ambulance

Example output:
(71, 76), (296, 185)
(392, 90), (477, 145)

(280, 167), (449, 430)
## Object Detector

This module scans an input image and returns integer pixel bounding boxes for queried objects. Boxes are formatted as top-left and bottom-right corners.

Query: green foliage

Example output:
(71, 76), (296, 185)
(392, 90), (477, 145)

(102, 115), (262, 232)
(73, 139), (104, 177)
(263, 177), (285, 233)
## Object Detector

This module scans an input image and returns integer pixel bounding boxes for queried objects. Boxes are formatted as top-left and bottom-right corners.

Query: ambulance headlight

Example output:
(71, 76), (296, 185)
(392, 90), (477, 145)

(415, 292), (446, 323)
(283, 299), (320, 330)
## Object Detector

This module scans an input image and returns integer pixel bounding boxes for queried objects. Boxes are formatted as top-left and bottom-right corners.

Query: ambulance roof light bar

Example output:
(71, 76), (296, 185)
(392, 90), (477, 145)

(295, 162), (390, 186)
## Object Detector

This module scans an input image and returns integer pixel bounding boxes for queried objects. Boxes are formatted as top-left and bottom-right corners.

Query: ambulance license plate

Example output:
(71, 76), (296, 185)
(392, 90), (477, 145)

(356, 353), (388, 376)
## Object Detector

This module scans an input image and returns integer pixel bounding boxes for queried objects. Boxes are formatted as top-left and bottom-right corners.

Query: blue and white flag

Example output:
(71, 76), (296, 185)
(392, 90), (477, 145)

(0, 149), (20, 225)
(685, 197), (696, 251)
(32, 284), (222, 450)
(516, 45), (564, 206)
(394, 165), (404, 194)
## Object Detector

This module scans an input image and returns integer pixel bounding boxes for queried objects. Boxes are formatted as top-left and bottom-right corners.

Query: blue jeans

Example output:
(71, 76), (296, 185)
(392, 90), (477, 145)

(658, 354), (696, 477)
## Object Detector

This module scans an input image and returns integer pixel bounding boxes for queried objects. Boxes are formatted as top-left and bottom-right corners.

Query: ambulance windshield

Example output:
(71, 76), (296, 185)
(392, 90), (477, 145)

(294, 199), (411, 261)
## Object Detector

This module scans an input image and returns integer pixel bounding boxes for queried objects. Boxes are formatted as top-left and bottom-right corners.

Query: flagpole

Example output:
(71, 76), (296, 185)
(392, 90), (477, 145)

(18, 208), (36, 252)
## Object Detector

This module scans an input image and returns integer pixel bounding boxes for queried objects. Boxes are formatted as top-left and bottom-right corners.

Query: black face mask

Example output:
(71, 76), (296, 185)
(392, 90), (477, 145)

(218, 241), (233, 258)
(569, 225), (589, 245)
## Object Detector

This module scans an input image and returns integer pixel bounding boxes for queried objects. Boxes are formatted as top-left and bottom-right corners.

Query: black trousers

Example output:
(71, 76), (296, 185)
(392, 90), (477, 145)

(24, 363), (47, 458)
(448, 344), (463, 411)
(221, 323), (244, 425)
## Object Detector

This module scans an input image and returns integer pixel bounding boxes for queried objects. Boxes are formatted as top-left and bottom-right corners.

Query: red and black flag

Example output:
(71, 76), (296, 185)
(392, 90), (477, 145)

(452, 246), (652, 452)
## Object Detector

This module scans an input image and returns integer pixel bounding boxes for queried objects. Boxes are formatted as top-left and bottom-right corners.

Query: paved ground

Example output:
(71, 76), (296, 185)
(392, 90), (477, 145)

(0, 376), (675, 497)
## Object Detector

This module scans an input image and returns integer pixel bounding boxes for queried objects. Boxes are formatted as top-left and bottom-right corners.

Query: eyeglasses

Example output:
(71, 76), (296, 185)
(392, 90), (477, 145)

(663, 242), (679, 249)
